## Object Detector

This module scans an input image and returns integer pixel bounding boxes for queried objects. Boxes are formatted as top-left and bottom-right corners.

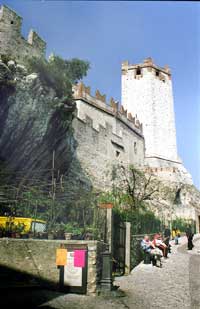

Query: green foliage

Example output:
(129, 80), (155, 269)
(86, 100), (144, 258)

(172, 217), (196, 233)
(95, 164), (162, 239)
(97, 191), (115, 204)
(0, 55), (16, 94)
(0, 54), (13, 65)
(26, 55), (90, 103)
(62, 223), (80, 234)
(113, 207), (161, 235)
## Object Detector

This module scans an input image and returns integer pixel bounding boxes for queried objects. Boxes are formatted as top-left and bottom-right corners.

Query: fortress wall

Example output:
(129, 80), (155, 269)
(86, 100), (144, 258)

(73, 100), (145, 189)
(0, 5), (46, 62)
(73, 83), (143, 134)
(144, 161), (193, 184)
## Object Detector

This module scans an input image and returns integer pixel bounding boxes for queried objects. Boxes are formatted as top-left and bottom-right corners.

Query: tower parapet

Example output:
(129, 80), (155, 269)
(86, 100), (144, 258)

(0, 5), (46, 63)
(122, 57), (171, 81)
(73, 82), (143, 135)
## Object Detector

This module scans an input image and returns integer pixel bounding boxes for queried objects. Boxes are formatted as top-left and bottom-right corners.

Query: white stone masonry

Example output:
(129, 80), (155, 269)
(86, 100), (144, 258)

(122, 61), (178, 163)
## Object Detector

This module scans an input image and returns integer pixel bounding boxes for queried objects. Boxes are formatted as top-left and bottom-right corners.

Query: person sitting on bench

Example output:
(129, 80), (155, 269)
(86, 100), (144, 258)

(152, 233), (168, 258)
(141, 235), (163, 267)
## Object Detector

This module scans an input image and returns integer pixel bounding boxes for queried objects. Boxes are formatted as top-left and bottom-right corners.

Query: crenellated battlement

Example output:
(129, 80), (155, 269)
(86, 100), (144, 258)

(145, 166), (179, 174)
(122, 57), (171, 81)
(73, 82), (143, 134)
(0, 5), (46, 63)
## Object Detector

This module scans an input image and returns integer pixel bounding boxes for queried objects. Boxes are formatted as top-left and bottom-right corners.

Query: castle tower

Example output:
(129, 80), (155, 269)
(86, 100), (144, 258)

(121, 57), (179, 167)
(0, 5), (46, 62)
(0, 5), (22, 56)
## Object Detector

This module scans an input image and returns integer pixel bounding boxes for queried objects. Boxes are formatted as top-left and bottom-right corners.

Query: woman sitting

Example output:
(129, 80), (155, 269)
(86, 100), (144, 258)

(152, 233), (168, 258)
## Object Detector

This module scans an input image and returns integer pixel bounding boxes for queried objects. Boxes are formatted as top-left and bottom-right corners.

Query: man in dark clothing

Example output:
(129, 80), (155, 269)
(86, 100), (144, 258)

(164, 226), (171, 253)
(185, 225), (194, 250)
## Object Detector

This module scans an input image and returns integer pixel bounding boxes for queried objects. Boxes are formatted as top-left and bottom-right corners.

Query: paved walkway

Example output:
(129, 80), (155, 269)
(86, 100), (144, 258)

(1, 235), (200, 308)
(35, 234), (200, 309)
(116, 234), (200, 309)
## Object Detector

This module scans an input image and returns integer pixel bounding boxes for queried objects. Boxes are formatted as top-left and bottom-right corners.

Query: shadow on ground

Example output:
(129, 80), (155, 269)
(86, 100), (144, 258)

(0, 264), (66, 308)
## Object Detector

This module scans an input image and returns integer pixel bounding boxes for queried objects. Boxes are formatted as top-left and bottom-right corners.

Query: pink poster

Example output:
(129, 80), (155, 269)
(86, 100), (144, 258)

(74, 250), (86, 268)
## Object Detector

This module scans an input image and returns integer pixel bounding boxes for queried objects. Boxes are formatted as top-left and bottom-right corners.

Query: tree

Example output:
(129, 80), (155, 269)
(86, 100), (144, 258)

(111, 164), (160, 211)
(26, 54), (90, 104)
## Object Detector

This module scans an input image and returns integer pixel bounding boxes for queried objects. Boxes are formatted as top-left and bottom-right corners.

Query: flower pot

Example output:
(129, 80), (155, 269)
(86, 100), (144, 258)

(15, 232), (21, 238)
(64, 232), (72, 240)
(48, 233), (54, 240)
(11, 232), (16, 238)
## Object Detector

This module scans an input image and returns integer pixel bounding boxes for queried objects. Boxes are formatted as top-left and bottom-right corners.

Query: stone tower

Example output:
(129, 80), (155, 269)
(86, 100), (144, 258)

(121, 57), (193, 184)
(121, 57), (179, 167)
(0, 5), (46, 63)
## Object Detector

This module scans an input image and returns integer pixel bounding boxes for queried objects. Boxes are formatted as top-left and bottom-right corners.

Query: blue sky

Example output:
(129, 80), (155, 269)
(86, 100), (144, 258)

(2, 1), (200, 189)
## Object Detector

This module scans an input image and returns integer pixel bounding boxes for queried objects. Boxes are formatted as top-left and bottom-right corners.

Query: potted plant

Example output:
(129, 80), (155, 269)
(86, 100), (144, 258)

(46, 224), (56, 240)
(97, 192), (114, 209)
(63, 223), (74, 240)
(64, 223), (83, 240)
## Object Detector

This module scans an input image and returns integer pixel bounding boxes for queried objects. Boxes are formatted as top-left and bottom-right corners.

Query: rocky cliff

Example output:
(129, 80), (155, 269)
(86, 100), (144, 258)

(145, 177), (200, 228)
(0, 59), (92, 218)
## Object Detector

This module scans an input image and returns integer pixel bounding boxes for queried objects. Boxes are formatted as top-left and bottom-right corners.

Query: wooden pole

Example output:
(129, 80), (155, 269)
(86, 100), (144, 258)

(51, 150), (55, 226)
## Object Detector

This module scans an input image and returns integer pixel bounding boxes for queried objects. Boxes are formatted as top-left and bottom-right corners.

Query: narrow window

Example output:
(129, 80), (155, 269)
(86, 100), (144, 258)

(134, 142), (137, 154)
(10, 21), (14, 24)
(156, 71), (159, 77)
(136, 68), (141, 75)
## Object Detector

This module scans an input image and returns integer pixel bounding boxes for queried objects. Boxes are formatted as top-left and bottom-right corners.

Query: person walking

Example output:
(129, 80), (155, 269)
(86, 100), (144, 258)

(185, 225), (194, 250)
(172, 227), (179, 245)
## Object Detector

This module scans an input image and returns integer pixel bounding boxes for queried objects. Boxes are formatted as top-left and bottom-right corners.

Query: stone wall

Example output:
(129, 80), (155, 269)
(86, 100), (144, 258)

(144, 159), (193, 184)
(0, 5), (46, 63)
(73, 83), (145, 189)
(0, 238), (106, 294)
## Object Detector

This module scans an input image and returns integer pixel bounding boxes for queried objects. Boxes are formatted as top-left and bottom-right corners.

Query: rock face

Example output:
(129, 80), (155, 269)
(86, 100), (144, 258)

(145, 177), (200, 232)
(0, 60), (71, 176)
(0, 60), (92, 212)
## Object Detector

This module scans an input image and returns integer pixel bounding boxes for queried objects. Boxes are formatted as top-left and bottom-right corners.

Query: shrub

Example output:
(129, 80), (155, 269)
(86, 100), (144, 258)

(26, 55), (90, 103)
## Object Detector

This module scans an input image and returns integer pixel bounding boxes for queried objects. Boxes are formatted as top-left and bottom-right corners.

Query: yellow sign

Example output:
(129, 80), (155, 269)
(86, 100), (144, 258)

(56, 248), (67, 266)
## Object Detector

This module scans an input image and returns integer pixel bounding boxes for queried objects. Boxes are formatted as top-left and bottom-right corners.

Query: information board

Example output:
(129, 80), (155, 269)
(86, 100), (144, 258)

(64, 251), (82, 287)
